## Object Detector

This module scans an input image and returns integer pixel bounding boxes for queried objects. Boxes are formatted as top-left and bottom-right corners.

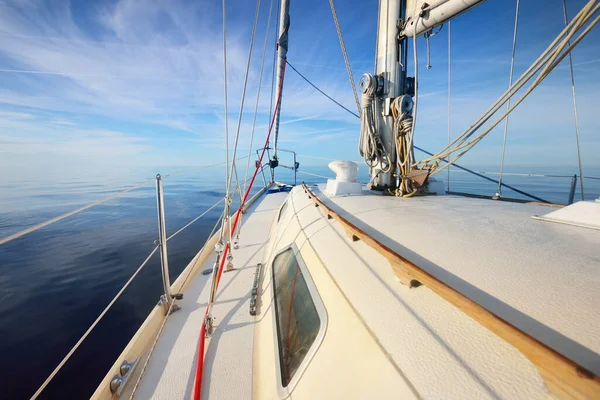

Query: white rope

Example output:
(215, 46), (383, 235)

(129, 212), (224, 400)
(0, 179), (152, 246)
(421, 3), (595, 162)
(358, 79), (391, 173)
(30, 246), (160, 400)
(415, 1), (599, 176)
(562, 0), (586, 200)
(497, 0), (520, 197)
(421, 1), (598, 164)
(328, 0), (361, 116)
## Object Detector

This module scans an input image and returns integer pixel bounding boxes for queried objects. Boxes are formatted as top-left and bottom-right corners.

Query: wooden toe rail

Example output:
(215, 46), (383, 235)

(301, 183), (600, 400)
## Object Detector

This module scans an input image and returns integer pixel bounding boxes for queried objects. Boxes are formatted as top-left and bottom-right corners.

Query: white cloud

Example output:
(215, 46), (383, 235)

(0, 0), (598, 171)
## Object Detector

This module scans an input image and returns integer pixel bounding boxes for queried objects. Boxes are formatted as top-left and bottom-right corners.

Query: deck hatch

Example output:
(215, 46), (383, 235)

(272, 248), (321, 387)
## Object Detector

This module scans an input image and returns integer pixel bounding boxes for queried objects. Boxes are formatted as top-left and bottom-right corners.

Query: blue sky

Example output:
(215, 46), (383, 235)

(0, 0), (599, 173)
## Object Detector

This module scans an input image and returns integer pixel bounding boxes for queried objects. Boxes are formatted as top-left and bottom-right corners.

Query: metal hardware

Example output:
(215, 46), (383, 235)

(399, 95), (413, 113)
(360, 73), (383, 95)
(259, 147), (299, 186)
(110, 376), (123, 394)
(110, 358), (139, 395)
(383, 97), (392, 116)
(155, 175), (172, 311)
(158, 294), (169, 307)
(249, 263), (262, 316)
(158, 292), (183, 313)
(205, 313), (214, 337)
(202, 268), (213, 276)
(405, 77), (415, 97)
(568, 174), (578, 205)
(225, 252), (234, 272)
(425, 30), (432, 69)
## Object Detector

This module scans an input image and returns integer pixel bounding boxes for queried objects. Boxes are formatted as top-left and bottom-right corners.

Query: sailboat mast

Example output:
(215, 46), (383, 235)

(272, 0), (290, 166)
(368, 0), (407, 188)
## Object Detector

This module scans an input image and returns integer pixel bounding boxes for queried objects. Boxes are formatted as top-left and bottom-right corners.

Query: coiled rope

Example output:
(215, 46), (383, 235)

(358, 79), (391, 172)
(392, 96), (416, 196)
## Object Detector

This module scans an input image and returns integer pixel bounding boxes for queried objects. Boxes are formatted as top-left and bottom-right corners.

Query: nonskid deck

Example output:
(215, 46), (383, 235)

(122, 191), (288, 399)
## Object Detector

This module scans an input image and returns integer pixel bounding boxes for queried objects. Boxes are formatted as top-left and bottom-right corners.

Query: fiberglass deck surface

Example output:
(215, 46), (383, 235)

(133, 191), (287, 400)
(312, 185), (600, 377)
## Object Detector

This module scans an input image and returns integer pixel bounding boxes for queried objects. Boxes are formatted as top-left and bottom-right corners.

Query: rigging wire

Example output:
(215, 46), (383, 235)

(129, 210), (225, 400)
(286, 60), (359, 118)
(497, 0), (521, 197)
(243, 0), (275, 198)
(222, 0), (230, 209)
(163, 157), (247, 178)
(415, 1), (600, 176)
(0, 160), (244, 248)
(192, 61), (288, 400)
(287, 61), (553, 203)
(31, 246), (160, 399)
(166, 199), (225, 242)
(227, 0), (262, 200)
(297, 170), (334, 180)
(447, 21), (451, 193)
(420, 1), (598, 163)
(0, 178), (150, 246)
(328, 0), (361, 116)
(562, 0), (586, 200)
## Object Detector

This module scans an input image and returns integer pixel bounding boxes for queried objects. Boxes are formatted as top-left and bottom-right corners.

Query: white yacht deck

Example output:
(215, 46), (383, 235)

(131, 191), (288, 400)
(304, 184), (600, 376)
(115, 184), (599, 400)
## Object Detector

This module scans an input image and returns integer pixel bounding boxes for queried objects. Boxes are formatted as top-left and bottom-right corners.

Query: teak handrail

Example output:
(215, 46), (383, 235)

(301, 183), (600, 400)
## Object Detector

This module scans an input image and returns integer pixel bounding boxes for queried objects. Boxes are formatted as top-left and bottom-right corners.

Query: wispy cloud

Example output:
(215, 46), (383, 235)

(0, 0), (598, 171)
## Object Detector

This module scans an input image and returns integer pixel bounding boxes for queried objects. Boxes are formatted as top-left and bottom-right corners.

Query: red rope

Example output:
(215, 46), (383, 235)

(192, 61), (287, 400)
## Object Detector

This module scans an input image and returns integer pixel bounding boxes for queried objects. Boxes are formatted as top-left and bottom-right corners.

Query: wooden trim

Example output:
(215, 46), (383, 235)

(527, 201), (565, 208)
(301, 183), (600, 400)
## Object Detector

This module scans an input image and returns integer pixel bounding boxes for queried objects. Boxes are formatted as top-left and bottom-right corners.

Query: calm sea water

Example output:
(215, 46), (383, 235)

(0, 163), (598, 399)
